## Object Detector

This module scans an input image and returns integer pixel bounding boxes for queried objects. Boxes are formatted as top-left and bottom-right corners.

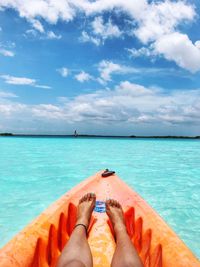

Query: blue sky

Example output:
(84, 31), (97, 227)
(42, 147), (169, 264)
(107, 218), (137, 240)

(0, 0), (200, 135)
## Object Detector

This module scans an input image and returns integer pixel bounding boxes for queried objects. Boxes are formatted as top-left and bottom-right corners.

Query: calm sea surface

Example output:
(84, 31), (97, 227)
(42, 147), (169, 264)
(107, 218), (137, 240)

(0, 137), (199, 258)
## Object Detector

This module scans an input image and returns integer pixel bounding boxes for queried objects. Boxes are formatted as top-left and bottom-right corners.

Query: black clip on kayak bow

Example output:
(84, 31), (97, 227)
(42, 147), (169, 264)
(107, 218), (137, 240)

(101, 169), (115, 178)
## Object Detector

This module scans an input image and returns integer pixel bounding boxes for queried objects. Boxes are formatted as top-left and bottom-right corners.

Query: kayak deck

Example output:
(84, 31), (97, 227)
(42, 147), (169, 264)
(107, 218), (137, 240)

(0, 171), (199, 267)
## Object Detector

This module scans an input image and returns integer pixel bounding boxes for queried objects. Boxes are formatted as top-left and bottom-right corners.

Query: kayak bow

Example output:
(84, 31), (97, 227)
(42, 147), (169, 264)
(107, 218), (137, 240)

(0, 171), (199, 267)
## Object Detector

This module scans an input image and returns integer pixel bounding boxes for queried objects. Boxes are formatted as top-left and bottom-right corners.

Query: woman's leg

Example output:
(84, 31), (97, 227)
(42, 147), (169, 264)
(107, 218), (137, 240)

(106, 199), (143, 267)
(56, 193), (96, 267)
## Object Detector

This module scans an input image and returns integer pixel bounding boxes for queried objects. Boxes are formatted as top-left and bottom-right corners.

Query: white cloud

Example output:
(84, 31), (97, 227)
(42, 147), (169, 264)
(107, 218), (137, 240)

(35, 84), (51, 89)
(0, 91), (18, 98)
(127, 33), (200, 73)
(25, 29), (62, 40)
(133, 1), (194, 44)
(116, 81), (155, 96)
(1, 74), (51, 88)
(1, 81), (200, 134)
(92, 16), (122, 39)
(0, 48), (15, 57)
(98, 60), (138, 83)
(0, 0), (199, 72)
(47, 31), (62, 40)
(25, 29), (38, 37)
(153, 33), (200, 73)
(80, 16), (122, 46)
(1, 75), (36, 85)
(98, 60), (122, 82)
(57, 67), (69, 77)
(75, 71), (93, 82)
(127, 46), (154, 58)
(0, 0), (195, 33)
(31, 104), (63, 119)
(195, 41), (200, 49)
(128, 1), (199, 72)
(0, 42), (15, 57)
(80, 31), (101, 46)
(0, 0), (74, 25)
(30, 19), (44, 33)
(0, 103), (26, 117)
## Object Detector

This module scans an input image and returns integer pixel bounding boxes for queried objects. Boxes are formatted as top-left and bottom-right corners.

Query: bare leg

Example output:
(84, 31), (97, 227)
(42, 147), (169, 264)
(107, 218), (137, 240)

(106, 199), (143, 267)
(56, 193), (96, 267)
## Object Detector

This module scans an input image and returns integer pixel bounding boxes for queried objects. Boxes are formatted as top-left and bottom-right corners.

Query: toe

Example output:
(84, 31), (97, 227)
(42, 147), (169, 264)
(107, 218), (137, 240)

(79, 195), (85, 204)
(91, 193), (96, 198)
(107, 199), (112, 206)
(115, 200), (120, 208)
(86, 193), (90, 201)
(79, 193), (89, 203)
(90, 192), (94, 199)
(111, 199), (115, 206)
(105, 199), (111, 209)
(106, 198), (121, 209)
(91, 193), (96, 202)
(118, 202), (122, 209)
(88, 193), (95, 201)
(112, 200), (118, 207)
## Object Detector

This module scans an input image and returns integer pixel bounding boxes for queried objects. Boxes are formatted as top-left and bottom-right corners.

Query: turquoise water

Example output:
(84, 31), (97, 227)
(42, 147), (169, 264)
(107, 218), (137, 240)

(0, 137), (199, 258)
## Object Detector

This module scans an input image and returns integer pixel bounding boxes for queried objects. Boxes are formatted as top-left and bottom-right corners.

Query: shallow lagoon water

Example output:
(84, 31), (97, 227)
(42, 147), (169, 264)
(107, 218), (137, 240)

(0, 136), (199, 258)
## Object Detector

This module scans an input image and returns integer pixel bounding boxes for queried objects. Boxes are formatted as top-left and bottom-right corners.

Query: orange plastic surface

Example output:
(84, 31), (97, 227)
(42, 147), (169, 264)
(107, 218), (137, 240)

(0, 171), (199, 267)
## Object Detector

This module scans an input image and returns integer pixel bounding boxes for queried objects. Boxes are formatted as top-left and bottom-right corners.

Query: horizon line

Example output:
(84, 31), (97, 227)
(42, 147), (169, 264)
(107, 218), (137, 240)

(0, 133), (200, 139)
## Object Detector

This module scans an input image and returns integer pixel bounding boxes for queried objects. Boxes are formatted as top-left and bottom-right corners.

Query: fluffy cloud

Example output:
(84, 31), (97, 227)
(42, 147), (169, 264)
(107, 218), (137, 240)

(196, 41), (200, 49)
(30, 19), (44, 33)
(0, 91), (17, 98)
(115, 81), (155, 97)
(0, 0), (74, 25)
(133, 1), (194, 44)
(127, 33), (200, 72)
(92, 17), (121, 38)
(98, 60), (138, 83)
(81, 16), (122, 45)
(1, 74), (51, 88)
(98, 60), (122, 82)
(1, 81), (200, 133)
(127, 1), (199, 72)
(153, 33), (200, 73)
(75, 71), (93, 82)
(0, 42), (15, 57)
(56, 67), (69, 77)
(25, 29), (62, 40)
(0, 0), (199, 71)
(0, 49), (15, 57)
(0, 1), (195, 33)
(0, 103), (26, 117)
(127, 47), (154, 58)
(1, 75), (36, 85)
(80, 31), (101, 46)
(46, 31), (62, 40)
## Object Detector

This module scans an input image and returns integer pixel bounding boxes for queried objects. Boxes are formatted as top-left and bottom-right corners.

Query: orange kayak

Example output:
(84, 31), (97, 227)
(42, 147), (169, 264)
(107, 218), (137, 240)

(0, 171), (199, 267)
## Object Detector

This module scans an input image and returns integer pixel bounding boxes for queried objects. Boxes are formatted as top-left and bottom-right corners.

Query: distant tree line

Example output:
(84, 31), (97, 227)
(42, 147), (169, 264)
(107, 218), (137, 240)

(0, 133), (199, 139)
(0, 133), (13, 136)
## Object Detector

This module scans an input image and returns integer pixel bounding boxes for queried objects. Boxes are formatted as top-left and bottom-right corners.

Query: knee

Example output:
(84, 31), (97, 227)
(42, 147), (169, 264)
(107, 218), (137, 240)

(122, 258), (143, 267)
(58, 259), (86, 267)
(123, 262), (134, 267)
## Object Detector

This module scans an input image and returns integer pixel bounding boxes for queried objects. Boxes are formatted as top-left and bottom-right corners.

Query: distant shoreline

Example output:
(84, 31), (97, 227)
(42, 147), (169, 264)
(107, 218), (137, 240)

(0, 133), (200, 139)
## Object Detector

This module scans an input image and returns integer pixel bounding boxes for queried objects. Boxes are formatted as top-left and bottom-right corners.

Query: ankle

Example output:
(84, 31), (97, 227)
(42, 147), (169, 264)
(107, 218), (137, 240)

(114, 222), (127, 233)
(76, 217), (89, 228)
(74, 223), (88, 235)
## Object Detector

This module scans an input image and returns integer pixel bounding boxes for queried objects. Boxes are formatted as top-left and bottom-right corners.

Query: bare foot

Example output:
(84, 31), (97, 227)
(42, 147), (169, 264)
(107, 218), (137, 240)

(76, 193), (96, 228)
(106, 199), (126, 232)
